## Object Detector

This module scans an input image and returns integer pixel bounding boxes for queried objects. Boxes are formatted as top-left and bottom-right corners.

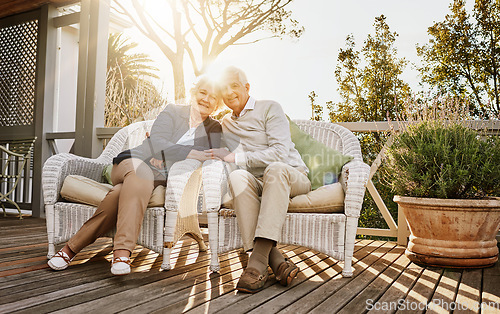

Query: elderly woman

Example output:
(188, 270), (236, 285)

(48, 75), (224, 275)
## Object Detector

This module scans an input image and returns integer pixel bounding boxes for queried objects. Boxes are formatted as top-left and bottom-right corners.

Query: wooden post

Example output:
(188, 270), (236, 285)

(397, 205), (410, 246)
(33, 4), (58, 218)
(74, 0), (109, 158)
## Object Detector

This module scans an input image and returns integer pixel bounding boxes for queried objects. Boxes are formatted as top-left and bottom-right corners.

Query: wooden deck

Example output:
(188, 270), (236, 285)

(1, 215), (499, 314)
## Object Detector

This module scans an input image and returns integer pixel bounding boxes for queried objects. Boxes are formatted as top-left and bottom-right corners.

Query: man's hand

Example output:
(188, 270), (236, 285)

(150, 158), (164, 169)
(187, 149), (213, 161)
(223, 152), (235, 163)
(205, 148), (231, 160)
(205, 148), (236, 163)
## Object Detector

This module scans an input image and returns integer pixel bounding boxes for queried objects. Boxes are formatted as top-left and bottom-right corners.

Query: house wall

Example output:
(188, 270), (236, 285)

(53, 15), (129, 153)
(53, 25), (78, 153)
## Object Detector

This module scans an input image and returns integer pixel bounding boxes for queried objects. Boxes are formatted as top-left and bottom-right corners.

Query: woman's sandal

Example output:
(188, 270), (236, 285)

(111, 256), (131, 275)
(48, 249), (74, 271)
(275, 258), (299, 286)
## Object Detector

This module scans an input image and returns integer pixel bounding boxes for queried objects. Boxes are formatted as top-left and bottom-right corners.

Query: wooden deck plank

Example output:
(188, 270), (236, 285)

(2, 241), (209, 310)
(394, 267), (444, 314)
(159, 247), (328, 314)
(277, 241), (396, 314)
(123, 248), (307, 314)
(0, 246), (50, 263)
(482, 261), (500, 313)
(0, 240), (113, 286)
(208, 240), (367, 314)
(3, 244), (213, 313)
(309, 245), (405, 313)
(64, 246), (301, 314)
(337, 249), (412, 314)
(0, 241), (47, 254)
(365, 260), (425, 314)
(0, 246), (113, 294)
(0, 216), (498, 313)
(191, 240), (371, 314)
(214, 253), (339, 314)
(48, 246), (300, 314)
(0, 217), (45, 227)
(0, 235), (47, 248)
(454, 269), (482, 314)
(426, 269), (462, 314)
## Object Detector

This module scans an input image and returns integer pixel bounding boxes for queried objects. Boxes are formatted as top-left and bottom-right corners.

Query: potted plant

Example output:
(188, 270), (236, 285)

(384, 104), (500, 268)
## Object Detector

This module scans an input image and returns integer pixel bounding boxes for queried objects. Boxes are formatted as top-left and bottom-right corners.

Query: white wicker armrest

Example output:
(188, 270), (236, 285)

(340, 160), (370, 218)
(42, 153), (108, 205)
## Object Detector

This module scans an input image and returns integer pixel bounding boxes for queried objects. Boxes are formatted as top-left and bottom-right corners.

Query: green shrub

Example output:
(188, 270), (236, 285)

(384, 120), (500, 199)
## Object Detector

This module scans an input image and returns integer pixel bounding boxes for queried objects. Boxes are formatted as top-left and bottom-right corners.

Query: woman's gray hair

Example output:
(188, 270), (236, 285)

(222, 66), (248, 85)
(189, 75), (225, 112)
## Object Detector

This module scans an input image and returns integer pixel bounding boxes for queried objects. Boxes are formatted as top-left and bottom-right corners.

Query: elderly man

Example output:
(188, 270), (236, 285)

(208, 66), (311, 293)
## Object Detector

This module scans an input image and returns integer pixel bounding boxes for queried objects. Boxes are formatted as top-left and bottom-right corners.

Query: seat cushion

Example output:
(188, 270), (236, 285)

(60, 175), (165, 207)
(222, 182), (344, 213)
(288, 182), (344, 213)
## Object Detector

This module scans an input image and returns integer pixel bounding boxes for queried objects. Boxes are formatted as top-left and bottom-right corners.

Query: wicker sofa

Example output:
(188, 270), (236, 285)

(42, 119), (369, 277)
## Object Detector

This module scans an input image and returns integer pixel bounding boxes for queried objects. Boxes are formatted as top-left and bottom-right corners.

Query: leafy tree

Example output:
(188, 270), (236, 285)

(107, 33), (159, 92)
(329, 15), (411, 126)
(115, 0), (304, 101)
(417, 0), (500, 117)
(106, 33), (165, 127)
(326, 15), (411, 233)
(309, 90), (323, 121)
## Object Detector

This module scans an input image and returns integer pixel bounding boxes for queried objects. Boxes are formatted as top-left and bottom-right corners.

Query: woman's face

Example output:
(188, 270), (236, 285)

(191, 83), (219, 118)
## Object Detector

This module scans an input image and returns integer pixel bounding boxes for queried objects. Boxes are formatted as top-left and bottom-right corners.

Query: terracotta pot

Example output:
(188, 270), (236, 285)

(394, 196), (500, 268)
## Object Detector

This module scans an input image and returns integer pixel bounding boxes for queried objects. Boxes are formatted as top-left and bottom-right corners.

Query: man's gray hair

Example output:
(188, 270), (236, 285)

(223, 66), (248, 85)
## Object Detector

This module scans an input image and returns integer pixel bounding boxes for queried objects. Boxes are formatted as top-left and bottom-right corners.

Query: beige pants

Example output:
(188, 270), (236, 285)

(68, 158), (162, 254)
(229, 162), (311, 251)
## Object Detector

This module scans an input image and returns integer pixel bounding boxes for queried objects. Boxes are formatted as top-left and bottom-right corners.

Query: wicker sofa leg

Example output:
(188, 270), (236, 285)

(342, 216), (359, 277)
(207, 211), (220, 272)
(161, 246), (172, 270)
(46, 204), (56, 259)
(161, 210), (177, 270)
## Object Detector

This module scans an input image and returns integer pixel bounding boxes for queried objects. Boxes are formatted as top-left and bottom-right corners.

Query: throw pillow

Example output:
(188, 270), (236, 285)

(60, 175), (166, 207)
(102, 164), (113, 185)
(288, 118), (353, 190)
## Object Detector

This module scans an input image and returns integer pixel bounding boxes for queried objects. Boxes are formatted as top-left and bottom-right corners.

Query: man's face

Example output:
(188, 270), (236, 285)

(220, 72), (250, 112)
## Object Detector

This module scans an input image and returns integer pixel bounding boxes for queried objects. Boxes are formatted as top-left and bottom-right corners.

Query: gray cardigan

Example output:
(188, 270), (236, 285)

(113, 104), (222, 167)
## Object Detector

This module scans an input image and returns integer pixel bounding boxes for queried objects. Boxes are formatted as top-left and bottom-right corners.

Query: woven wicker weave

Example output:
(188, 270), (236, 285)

(217, 120), (370, 277)
(42, 121), (165, 259)
(42, 119), (369, 277)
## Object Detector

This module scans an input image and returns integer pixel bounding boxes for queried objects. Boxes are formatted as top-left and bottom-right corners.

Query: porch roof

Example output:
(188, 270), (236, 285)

(0, 0), (78, 19)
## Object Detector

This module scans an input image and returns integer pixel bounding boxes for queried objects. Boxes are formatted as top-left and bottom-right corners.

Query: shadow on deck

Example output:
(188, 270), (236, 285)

(0, 215), (499, 313)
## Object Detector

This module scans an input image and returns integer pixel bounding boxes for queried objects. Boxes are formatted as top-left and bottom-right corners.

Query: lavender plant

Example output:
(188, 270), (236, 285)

(384, 98), (500, 199)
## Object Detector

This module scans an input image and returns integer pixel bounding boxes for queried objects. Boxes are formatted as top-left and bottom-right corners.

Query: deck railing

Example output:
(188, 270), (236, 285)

(46, 120), (500, 245)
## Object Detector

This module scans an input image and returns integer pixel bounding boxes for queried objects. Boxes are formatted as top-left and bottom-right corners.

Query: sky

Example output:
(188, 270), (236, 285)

(123, 0), (470, 120)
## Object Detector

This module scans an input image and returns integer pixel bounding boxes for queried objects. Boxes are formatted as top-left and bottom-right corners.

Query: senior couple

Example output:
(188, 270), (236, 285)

(47, 66), (311, 293)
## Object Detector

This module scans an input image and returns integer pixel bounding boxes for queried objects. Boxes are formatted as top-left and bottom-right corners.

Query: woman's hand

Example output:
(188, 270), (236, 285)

(205, 148), (235, 163)
(150, 158), (165, 169)
(187, 149), (214, 161)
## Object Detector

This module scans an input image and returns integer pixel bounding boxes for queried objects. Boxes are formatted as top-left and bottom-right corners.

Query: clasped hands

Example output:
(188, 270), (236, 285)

(203, 148), (235, 163)
(150, 148), (235, 169)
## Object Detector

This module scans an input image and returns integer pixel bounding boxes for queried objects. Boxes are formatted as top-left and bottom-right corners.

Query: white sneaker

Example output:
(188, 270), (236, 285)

(111, 256), (131, 275)
(48, 250), (74, 270)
